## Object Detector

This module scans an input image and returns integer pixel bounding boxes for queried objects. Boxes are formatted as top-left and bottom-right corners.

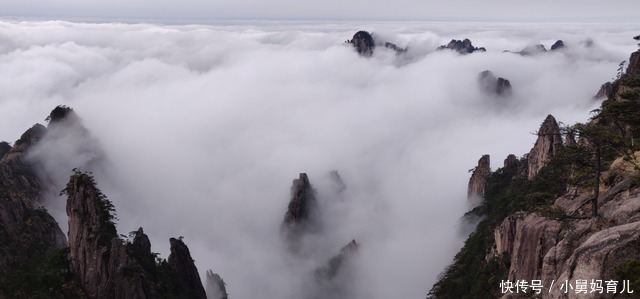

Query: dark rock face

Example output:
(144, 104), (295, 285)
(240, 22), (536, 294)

(594, 81), (614, 99)
(0, 121), (66, 282)
(468, 155), (491, 200)
(66, 171), (208, 299)
(347, 31), (406, 57)
(0, 141), (11, 160)
(478, 70), (513, 97)
(550, 40), (565, 51)
(626, 50), (640, 78)
(527, 115), (563, 179)
(282, 173), (320, 250)
(438, 38), (486, 54)
(349, 31), (375, 57)
(503, 154), (518, 170)
(168, 237), (207, 299)
(206, 270), (229, 299)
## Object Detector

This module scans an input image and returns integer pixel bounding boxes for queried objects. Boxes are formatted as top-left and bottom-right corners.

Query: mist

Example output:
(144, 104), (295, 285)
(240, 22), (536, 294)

(1, 20), (638, 298)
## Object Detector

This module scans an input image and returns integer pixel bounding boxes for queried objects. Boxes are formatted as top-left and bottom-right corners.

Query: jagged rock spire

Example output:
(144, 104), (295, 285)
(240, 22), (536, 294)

(168, 237), (207, 299)
(438, 38), (486, 54)
(527, 115), (563, 179)
(282, 173), (320, 250)
(478, 70), (513, 97)
(206, 270), (229, 299)
(468, 155), (491, 200)
(349, 31), (375, 57)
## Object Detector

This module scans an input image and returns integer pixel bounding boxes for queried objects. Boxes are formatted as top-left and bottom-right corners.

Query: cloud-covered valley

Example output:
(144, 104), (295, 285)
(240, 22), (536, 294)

(0, 20), (638, 298)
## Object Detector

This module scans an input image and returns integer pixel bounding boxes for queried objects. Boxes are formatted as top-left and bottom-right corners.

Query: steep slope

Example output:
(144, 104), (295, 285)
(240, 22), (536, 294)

(430, 46), (640, 299)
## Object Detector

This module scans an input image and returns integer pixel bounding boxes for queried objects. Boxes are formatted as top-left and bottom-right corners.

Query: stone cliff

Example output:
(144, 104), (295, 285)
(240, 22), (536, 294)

(527, 114), (563, 180)
(468, 155), (491, 200)
(430, 47), (640, 299)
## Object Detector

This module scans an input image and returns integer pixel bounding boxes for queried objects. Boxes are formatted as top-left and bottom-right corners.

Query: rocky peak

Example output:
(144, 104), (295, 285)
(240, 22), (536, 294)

(594, 81), (614, 99)
(347, 31), (407, 57)
(503, 154), (518, 170)
(550, 40), (565, 51)
(315, 239), (359, 281)
(282, 173), (320, 249)
(168, 237), (207, 299)
(205, 270), (229, 299)
(349, 31), (375, 57)
(468, 155), (491, 200)
(478, 70), (513, 97)
(65, 171), (207, 298)
(625, 49), (640, 78)
(46, 105), (76, 125)
(438, 38), (486, 54)
(10, 124), (47, 154)
(527, 115), (563, 179)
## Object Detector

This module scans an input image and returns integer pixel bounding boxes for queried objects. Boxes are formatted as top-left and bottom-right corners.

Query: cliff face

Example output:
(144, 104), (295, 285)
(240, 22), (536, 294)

(468, 155), (491, 200)
(431, 48), (640, 299)
(66, 171), (209, 299)
(0, 123), (67, 279)
(527, 114), (563, 179)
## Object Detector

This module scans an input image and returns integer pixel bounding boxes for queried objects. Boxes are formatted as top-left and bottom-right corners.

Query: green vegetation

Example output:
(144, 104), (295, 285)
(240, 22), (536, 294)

(0, 248), (74, 298)
(615, 260), (640, 293)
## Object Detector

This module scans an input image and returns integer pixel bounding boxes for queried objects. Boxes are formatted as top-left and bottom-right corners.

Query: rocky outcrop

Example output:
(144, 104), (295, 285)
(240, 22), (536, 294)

(168, 237), (207, 299)
(349, 31), (375, 57)
(312, 239), (359, 299)
(206, 270), (228, 299)
(478, 70), (513, 97)
(66, 171), (208, 298)
(594, 81), (614, 99)
(438, 38), (486, 54)
(487, 170), (640, 298)
(527, 115), (563, 179)
(282, 173), (320, 250)
(347, 31), (406, 57)
(468, 155), (491, 200)
(315, 239), (359, 281)
(503, 154), (518, 170)
(0, 122), (67, 281)
(550, 40), (565, 51)
(626, 50), (640, 77)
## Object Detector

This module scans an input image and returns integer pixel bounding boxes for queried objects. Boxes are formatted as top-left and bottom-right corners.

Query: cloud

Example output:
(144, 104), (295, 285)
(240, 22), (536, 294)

(0, 19), (638, 298)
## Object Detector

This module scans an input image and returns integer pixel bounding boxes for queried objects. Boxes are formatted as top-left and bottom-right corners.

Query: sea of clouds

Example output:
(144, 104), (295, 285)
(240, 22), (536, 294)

(0, 19), (639, 298)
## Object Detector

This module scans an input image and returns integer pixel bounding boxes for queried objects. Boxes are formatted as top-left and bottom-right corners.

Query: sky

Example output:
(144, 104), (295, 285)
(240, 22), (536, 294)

(0, 17), (639, 299)
(1, 0), (639, 22)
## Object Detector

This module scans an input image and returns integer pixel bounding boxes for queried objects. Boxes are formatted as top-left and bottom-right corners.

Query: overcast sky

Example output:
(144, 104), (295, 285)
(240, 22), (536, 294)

(2, 0), (639, 22)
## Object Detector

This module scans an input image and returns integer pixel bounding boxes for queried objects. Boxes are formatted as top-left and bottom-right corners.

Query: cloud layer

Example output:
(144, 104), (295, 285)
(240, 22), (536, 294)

(1, 20), (639, 298)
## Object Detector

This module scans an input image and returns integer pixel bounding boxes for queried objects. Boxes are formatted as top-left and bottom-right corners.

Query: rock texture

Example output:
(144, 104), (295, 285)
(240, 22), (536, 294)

(468, 155), (491, 200)
(488, 171), (640, 298)
(282, 173), (320, 250)
(478, 70), (513, 97)
(438, 38), (486, 54)
(66, 171), (208, 299)
(527, 115), (563, 179)
(0, 122), (67, 279)
(206, 270), (229, 299)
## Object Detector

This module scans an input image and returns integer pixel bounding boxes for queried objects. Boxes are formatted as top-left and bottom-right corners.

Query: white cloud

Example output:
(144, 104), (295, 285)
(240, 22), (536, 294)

(0, 20), (638, 298)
